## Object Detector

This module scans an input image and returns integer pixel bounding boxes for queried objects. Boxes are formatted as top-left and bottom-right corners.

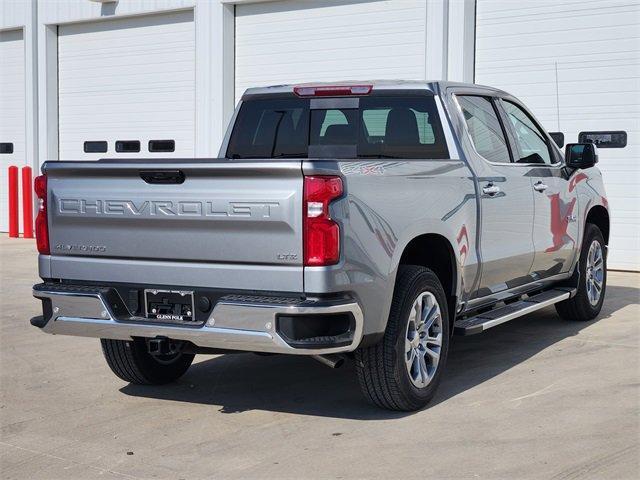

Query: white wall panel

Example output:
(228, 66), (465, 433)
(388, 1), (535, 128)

(235, 0), (428, 103)
(476, 0), (640, 271)
(57, 10), (195, 159)
(37, 0), (195, 24)
(0, 29), (26, 232)
(0, 0), (29, 29)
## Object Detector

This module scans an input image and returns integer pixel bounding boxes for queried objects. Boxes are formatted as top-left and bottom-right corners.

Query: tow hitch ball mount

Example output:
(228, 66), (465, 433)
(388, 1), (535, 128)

(147, 337), (182, 356)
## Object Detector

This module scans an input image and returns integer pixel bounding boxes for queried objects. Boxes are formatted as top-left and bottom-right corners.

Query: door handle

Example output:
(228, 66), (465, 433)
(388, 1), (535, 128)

(482, 183), (501, 196)
(140, 170), (185, 185)
(533, 181), (548, 192)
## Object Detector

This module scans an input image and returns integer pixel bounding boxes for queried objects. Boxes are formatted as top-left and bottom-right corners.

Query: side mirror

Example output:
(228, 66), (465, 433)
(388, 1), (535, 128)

(565, 143), (598, 169)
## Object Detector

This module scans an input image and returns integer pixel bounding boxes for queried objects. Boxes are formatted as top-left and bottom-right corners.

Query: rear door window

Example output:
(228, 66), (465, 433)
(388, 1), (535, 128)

(226, 95), (449, 159)
(457, 95), (511, 164)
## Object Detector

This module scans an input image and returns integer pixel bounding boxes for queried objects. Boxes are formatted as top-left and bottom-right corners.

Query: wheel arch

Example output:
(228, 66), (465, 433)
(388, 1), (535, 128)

(397, 233), (458, 329)
(586, 205), (610, 245)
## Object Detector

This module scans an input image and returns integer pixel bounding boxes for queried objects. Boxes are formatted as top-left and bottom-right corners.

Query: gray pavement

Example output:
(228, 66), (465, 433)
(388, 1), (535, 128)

(0, 236), (638, 479)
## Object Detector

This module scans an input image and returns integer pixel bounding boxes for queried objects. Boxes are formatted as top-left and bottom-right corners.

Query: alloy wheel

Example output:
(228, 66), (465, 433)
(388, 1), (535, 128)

(585, 239), (605, 306)
(404, 291), (443, 388)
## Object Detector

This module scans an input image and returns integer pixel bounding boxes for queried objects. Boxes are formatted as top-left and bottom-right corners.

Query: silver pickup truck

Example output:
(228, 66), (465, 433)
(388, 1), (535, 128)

(31, 81), (609, 411)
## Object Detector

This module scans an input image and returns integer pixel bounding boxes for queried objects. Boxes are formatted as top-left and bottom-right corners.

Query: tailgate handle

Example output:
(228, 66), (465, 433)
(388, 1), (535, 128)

(140, 170), (185, 185)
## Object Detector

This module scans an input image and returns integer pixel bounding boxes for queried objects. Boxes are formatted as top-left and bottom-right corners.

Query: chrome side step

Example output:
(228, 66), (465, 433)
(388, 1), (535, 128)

(454, 288), (576, 336)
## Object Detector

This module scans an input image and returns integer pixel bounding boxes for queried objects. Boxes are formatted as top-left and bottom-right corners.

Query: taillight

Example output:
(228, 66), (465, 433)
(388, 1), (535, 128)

(293, 85), (372, 97)
(303, 176), (343, 266)
(34, 174), (49, 254)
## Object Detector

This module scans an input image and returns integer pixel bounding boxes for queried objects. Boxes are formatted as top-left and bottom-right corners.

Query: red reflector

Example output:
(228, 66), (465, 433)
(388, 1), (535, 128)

(303, 176), (343, 266)
(294, 85), (372, 97)
(34, 174), (49, 255)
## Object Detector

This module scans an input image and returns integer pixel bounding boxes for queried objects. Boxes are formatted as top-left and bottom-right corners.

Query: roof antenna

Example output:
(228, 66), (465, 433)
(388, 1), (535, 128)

(554, 62), (561, 131)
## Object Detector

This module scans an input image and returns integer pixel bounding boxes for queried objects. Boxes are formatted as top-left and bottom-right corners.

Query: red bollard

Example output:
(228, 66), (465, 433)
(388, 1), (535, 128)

(22, 166), (34, 238)
(8, 166), (19, 237)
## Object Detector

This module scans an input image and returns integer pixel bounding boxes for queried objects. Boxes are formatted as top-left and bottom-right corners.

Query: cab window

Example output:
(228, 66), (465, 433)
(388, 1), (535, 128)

(501, 100), (552, 165)
(457, 95), (511, 164)
(227, 95), (449, 159)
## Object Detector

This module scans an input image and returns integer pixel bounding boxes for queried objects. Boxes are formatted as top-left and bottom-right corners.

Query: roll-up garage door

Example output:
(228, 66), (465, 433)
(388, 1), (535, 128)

(57, 10), (195, 160)
(475, 1), (640, 271)
(0, 29), (26, 232)
(235, 0), (428, 103)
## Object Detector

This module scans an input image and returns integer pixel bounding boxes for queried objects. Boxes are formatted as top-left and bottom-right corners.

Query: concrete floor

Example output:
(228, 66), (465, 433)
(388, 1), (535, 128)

(0, 236), (638, 480)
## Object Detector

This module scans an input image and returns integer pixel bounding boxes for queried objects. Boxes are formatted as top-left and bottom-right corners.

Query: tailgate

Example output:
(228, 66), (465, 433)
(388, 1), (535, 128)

(45, 160), (303, 283)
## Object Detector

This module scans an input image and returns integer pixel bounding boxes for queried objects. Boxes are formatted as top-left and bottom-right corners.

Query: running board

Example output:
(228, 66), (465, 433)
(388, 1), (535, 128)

(454, 288), (576, 336)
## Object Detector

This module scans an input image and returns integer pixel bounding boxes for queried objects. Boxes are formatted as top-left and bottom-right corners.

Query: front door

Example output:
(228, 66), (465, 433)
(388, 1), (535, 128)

(498, 99), (579, 278)
(455, 95), (536, 297)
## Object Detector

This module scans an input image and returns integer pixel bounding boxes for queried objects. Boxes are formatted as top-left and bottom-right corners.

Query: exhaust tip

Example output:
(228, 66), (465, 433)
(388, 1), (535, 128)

(312, 354), (346, 369)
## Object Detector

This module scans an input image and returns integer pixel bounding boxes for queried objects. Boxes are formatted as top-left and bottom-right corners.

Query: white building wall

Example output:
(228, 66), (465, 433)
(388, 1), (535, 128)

(1, 0), (37, 235)
(2, 0), (468, 166)
(26, 0), (234, 165)
(35, 0), (197, 164)
(475, 0), (640, 271)
(0, 28), (26, 232)
(235, 0), (428, 103)
(1, 0), (471, 231)
(0, 0), (30, 29)
(234, 0), (474, 102)
(56, 10), (197, 159)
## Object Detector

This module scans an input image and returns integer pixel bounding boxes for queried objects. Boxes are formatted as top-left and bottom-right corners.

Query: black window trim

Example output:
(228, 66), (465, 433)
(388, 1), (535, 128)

(148, 139), (176, 153)
(0, 142), (15, 154)
(115, 140), (141, 153)
(83, 140), (108, 153)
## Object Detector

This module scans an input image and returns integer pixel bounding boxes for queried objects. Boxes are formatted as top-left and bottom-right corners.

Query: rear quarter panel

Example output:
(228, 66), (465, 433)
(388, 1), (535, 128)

(303, 159), (478, 336)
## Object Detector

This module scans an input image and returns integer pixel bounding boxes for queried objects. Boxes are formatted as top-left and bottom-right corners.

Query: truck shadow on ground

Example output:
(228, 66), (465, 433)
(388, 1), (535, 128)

(120, 284), (638, 420)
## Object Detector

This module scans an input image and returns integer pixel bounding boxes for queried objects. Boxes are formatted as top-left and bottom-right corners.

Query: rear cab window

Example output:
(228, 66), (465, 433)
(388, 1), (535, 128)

(226, 94), (449, 159)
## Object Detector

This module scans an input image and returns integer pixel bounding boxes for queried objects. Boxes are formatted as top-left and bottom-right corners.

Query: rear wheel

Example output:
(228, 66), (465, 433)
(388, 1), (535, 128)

(101, 338), (194, 385)
(556, 224), (607, 321)
(355, 265), (450, 411)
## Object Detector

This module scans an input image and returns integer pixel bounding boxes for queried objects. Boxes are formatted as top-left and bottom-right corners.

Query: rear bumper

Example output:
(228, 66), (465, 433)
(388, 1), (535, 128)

(31, 284), (363, 355)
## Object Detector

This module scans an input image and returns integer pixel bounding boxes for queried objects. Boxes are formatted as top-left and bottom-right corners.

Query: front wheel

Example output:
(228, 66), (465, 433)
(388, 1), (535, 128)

(355, 265), (450, 411)
(101, 338), (194, 385)
(555, 223), (607, 321)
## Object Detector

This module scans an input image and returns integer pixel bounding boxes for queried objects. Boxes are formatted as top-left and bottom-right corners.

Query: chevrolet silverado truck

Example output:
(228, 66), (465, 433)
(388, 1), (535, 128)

(31, 81), (609, 411)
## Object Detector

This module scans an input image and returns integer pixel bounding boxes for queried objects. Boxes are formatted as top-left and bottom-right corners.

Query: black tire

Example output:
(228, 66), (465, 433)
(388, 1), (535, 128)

(555, 224), (607, 321)
(355, 265), (450, 411)
(100, 338), (194, 385)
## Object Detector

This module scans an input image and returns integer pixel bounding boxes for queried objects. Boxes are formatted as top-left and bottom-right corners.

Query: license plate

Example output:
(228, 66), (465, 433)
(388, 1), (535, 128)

(144, 289), (195, 323)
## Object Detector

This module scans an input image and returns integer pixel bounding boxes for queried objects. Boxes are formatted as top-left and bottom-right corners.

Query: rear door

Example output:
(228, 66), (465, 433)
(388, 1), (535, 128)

(497, 98), (579, 278)
(454, 94), (536, 296)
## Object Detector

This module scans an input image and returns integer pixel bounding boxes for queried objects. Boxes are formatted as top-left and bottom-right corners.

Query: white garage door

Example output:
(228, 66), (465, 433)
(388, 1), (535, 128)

(475, 0), (640, 271)
(0, 29), (26, 232)
(235, 0), (428, 103)
(58, 10), (195, 160)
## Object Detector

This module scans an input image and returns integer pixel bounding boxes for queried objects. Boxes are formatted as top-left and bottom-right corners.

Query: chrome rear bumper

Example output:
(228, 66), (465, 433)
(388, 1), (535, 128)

(32, 287), (364, 355)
